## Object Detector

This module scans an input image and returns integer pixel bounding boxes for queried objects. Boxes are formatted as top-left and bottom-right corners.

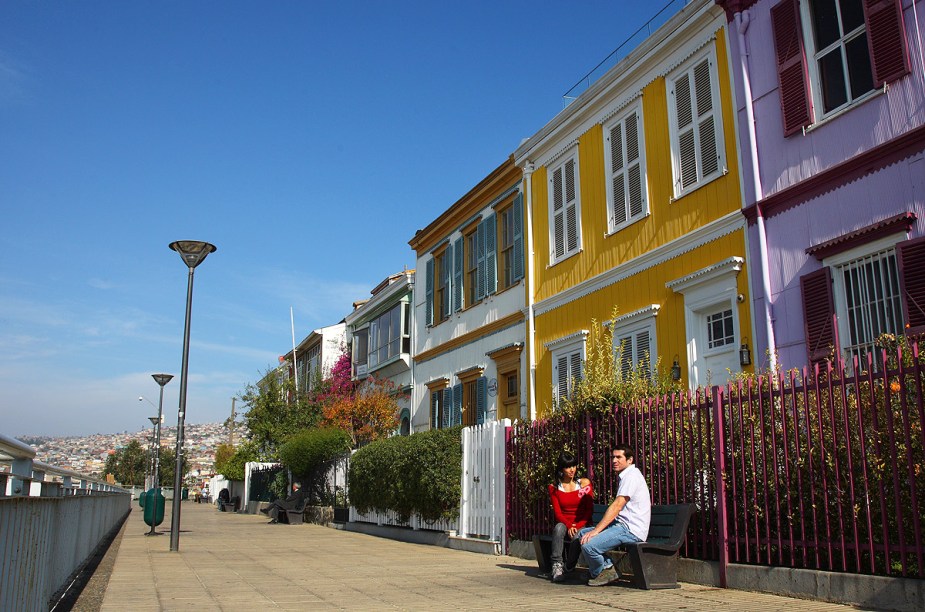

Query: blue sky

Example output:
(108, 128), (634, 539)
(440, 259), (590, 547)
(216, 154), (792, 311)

(1, 1), (681, 437)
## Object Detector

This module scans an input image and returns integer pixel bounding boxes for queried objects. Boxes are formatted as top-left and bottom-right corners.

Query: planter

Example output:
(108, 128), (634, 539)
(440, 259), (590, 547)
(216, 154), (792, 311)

(304, 505), (334, 526)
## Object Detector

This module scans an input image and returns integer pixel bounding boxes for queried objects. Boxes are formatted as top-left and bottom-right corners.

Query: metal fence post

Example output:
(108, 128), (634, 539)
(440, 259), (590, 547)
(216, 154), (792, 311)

(711, 384), (729, 588)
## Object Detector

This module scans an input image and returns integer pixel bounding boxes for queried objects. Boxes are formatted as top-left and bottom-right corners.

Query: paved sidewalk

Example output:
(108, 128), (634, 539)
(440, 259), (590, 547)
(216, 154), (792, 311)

(102, 502), (865, 611)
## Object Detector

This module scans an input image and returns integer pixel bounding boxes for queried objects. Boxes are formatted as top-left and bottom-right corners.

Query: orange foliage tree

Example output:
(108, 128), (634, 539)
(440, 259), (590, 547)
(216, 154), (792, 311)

(321, 375), (403, 447)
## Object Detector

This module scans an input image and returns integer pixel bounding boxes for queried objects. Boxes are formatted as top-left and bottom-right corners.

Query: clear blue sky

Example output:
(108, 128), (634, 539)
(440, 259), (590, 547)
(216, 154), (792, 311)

(1, 1), (680, 437)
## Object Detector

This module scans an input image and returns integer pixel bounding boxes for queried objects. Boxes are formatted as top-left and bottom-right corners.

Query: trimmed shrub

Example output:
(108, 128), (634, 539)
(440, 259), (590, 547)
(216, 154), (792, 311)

(279, 427), (351, 477)
(349, 426), (462, 522)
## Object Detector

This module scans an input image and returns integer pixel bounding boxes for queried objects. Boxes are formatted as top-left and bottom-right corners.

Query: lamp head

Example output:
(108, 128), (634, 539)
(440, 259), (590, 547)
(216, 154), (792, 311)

(148, 416), (159, 425)
(152, 373), (174, 387)
(168, 241), (216, 269)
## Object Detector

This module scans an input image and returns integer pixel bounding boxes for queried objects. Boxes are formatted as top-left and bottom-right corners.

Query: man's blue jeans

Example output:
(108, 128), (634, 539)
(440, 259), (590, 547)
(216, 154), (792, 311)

(576, 521), (641, 578)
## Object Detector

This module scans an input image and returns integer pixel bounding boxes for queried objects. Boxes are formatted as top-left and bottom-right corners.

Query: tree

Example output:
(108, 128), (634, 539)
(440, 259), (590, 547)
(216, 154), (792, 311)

(322, 376), (402, 447)
(104, 440), (147, 486)
(239, 370), (324, 456)
(157, 448), (189, 488)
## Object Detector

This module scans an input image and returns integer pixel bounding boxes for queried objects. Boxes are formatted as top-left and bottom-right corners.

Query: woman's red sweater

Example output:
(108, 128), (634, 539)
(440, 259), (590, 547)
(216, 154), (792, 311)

(548, 481), (594, 529)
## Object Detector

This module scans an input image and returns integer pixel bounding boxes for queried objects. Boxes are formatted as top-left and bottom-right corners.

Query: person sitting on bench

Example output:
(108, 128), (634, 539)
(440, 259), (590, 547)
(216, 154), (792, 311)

(574, 445), (650, 586)
(547, 450), (593, 583)
(260, 482), (307, 524)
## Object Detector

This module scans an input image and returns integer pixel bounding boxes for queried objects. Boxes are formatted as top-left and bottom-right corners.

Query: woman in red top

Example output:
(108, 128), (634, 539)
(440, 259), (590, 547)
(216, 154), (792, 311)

(547, 451), (593, 582)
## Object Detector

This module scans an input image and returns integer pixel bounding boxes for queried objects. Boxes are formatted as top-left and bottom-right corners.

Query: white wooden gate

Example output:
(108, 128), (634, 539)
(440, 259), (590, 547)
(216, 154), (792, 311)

(459, 419), (510, 553)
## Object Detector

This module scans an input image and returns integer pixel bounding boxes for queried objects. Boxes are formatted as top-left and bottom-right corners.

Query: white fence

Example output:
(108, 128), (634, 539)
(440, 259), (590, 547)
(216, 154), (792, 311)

(348, 420), (509, 550)
(459, 419), (509, 552)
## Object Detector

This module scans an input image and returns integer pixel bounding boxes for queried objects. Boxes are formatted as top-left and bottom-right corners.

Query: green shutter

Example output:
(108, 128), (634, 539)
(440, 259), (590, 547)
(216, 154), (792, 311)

(512, 192), (524, 281)
(485, 213), (497, 295)
(476, 377), (487, 425)
(443, 387), (453, 428)
(453, 237), (463, 312)
(476, 219), (486, 300)
(425, 258), (434, 325)
(453, 383), (462, 426)
(430, 391), (438, 430)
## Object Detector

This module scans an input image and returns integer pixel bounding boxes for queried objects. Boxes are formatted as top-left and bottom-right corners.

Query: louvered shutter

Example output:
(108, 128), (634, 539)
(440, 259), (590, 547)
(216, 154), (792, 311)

(476, 377), (487, 425)
(453, 237), (463, 312)
(443, 387), (453, 429)
(694, 60), (718, 177)
(476, 219), (487, 300)
(897, 236), (925, 336)
(441, 246), (453, 320)
(485, 213), (497, 296)
(674, 71), (698, 190)
(864, 0), (910, 87)
(425, 258), (434, 326)
(552, 165), (565, 259)
(564, 158), (579, 253)
(453, 383), (463, 427)
(569, 351), (582, 389)
(636, 329), (651, 375)
(512, 192), (524, 281)
(626, 110), (645, 219)
(430, 391), (439, 429)
(617, 335), (633, 379)
(556, 354), (569, 402)
(609, 120), (628, 227)
(771, 0), (812, 136)
(801, 267), (837, 364)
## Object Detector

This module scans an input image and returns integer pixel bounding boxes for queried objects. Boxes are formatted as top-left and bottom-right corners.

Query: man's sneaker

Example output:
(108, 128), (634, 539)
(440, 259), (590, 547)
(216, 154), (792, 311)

(550, 562), (565, 583)
(587, 565), (618, 586)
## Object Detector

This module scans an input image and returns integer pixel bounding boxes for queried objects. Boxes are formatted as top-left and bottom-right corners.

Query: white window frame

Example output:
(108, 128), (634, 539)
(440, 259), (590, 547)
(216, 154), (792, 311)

(609, 305), (659, 379)
(547, 148), (582, 265)
(800, 0), (876, 121)
(604, 100), (649, 235)
(546, 330), (588, 404)
(823, 234), (905, 368)
(667, 44), (725, 199)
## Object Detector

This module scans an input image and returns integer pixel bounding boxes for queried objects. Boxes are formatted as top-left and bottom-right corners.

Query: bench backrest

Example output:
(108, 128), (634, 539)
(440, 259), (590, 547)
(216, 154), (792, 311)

(591, 502), (694, 545)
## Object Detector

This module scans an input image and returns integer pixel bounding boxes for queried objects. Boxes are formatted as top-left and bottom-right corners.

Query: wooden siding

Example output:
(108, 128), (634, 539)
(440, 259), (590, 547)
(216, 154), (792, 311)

(531, 28), (743, 304)
(533, 231), (752, 416)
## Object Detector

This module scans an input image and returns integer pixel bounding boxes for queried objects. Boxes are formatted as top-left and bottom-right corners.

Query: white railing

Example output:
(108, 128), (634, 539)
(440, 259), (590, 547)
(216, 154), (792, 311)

(349, 505), (459, 532)
(0, 433), (131, 611)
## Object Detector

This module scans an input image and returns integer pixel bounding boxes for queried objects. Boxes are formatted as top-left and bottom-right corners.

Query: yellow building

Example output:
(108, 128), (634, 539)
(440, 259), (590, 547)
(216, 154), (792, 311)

(514, 0), (753, 417)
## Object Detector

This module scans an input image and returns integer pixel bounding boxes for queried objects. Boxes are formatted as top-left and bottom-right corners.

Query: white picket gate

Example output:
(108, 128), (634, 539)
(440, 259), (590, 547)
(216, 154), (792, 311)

(459, 418), (510, 553)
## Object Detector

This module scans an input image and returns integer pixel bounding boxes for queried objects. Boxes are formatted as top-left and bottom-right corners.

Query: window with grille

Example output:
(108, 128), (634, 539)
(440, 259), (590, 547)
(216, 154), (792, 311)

(605, 102), (648, 233)
(368, 303), (408, 370)
(835, 248), (903, 366)
(668, 46), (725, 197)
(706, 308), (735, 350)
(548, 151), (581, 263)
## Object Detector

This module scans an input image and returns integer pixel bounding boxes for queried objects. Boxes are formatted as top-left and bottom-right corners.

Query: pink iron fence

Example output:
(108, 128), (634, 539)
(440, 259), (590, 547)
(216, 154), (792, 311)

(506, 341), (925, 582)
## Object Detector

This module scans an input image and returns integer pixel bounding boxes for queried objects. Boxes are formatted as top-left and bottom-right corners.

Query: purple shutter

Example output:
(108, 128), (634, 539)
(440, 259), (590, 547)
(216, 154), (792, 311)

(771, 0), (812, 136)
(864, 0), (911, 87)
(801, 267), (837, 365)
(897, 236), (925, 336)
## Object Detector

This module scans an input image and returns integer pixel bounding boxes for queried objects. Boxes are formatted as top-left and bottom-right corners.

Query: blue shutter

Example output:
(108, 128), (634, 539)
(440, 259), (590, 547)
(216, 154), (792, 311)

(443, 388), (453, 428)
(476, 220), (486, 301)
(512, 192), (524, 281)
(425, 258), (434, 326)
(476, 377), (487, 425)
(485, 213), (497, 296)
(453, 237), (463, 312)
(441, 245), (452, 320)
(430, 391), (438, 429)
(453, 383), (462, 426)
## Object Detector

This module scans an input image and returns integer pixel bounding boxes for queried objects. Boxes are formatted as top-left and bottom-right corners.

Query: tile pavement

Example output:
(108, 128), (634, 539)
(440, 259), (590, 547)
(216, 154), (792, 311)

(101, 502), (868, 611)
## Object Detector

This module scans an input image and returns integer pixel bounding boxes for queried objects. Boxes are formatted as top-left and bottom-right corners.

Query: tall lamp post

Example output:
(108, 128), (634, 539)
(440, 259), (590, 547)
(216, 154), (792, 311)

(147, 416), (158, 488)
(168, 240), (216, 552)
(147, 373), (173, 536)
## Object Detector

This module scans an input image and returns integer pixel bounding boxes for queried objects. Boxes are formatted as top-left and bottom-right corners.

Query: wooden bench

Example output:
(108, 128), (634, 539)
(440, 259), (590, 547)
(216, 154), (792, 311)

(532, 502), (694, 589)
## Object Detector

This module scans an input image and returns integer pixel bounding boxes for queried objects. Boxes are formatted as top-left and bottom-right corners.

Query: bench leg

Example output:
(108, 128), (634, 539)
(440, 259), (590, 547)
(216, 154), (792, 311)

(531, 536), (552, 574)
(626, 549), (680, 589)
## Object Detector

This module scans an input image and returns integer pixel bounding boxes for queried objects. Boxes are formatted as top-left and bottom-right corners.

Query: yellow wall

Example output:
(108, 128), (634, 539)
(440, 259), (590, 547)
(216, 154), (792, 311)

(533, 232), (753, 416)
(531, 29), (742, 303)
(528, 29), (753, 416)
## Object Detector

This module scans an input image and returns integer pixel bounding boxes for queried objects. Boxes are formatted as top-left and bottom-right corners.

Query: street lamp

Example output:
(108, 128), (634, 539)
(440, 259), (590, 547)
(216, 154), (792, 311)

(146, 373), (173, 536)
(147, 416), (159, 489)
(167, 240), (216, 552)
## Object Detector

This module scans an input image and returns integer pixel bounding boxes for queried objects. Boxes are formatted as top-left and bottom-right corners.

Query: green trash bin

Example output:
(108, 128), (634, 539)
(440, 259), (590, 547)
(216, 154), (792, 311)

(143, 488), (166, 527)
(139, 491), (146, 508)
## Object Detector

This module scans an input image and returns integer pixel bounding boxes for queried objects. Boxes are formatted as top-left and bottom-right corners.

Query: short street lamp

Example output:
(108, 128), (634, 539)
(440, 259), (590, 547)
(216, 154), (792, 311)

(167, 240), (216, 552)
(147, 373), (173, 536)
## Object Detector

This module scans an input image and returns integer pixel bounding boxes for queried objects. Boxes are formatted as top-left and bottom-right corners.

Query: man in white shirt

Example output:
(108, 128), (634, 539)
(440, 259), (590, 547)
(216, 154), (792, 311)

(576, 445), (651, 586)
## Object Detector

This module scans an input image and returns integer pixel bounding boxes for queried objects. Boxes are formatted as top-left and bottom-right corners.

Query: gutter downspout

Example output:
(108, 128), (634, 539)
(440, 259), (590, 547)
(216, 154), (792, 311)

(523, 163), (537, 421)
(735, 9), (777, 372)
